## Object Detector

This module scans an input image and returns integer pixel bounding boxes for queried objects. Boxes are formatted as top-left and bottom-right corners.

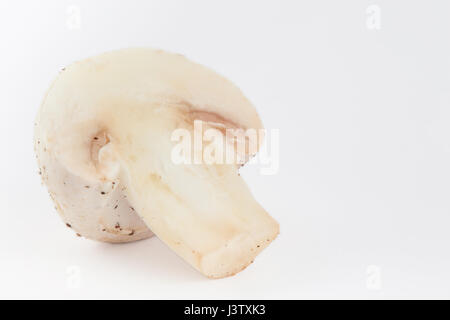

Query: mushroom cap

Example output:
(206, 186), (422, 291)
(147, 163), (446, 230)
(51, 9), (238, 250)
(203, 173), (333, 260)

(35, 142), (153, 242)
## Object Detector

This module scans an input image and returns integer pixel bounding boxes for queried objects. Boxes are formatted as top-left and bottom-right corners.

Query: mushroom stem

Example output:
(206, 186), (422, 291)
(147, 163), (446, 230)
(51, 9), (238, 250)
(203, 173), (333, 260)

(110, 111), (279, 278)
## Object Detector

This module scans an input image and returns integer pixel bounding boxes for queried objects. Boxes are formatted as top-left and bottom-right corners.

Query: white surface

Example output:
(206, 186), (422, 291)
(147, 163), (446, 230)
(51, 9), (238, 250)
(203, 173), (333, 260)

(1, 0), (450, 299)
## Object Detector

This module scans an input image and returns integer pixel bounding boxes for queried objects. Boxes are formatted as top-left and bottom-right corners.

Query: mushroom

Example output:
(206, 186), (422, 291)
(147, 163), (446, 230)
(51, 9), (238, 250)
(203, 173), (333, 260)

(34, 48), (279, 278)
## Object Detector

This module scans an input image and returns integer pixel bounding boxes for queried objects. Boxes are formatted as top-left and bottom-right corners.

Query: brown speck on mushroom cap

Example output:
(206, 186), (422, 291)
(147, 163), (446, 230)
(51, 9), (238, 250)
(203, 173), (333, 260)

(66, 223), (72, 228)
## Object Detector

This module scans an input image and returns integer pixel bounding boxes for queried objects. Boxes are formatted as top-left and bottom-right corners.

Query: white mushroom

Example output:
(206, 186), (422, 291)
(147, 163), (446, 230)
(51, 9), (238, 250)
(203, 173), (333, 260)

(34, 48), (279, 278)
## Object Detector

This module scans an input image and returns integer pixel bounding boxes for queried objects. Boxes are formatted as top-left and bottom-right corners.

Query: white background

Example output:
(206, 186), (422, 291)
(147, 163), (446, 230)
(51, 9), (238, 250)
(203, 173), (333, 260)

(1, 0), (450, 299)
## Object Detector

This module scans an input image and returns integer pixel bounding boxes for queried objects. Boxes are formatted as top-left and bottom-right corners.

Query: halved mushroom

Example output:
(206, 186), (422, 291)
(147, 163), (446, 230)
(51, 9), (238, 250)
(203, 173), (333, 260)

(34, 48), (279, 278)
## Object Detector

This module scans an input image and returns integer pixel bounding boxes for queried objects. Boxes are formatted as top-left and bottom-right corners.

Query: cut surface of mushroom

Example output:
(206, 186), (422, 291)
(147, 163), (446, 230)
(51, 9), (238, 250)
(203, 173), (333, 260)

(35, 48), (279, 278)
